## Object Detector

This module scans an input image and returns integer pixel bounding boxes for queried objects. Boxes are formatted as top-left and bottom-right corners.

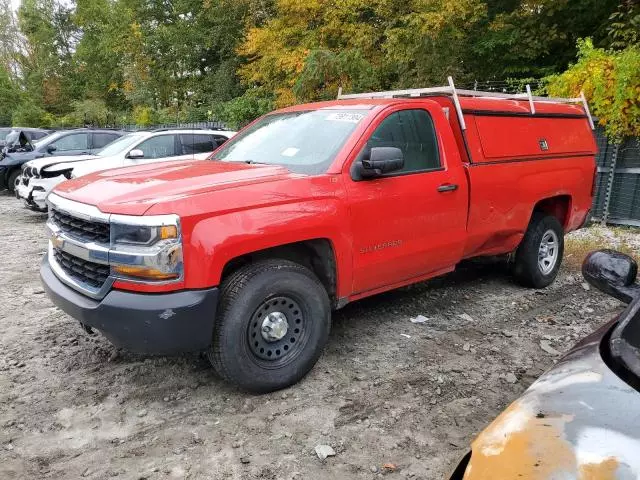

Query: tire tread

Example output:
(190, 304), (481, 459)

(208, 259), (329, 391)
(513, 213), (564, 288)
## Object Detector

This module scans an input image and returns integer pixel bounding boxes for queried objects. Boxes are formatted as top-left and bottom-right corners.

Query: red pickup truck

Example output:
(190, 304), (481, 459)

(41, 84), (597, 392)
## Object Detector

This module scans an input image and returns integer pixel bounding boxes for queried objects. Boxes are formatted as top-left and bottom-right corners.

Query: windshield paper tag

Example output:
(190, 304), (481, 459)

(281, 147), (299, 157)
(326, 113), (364, 123)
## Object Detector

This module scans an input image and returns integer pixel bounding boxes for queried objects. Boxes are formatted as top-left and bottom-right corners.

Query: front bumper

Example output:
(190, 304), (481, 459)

(16, 175), (62, 211)
(41, 254), (218, 354)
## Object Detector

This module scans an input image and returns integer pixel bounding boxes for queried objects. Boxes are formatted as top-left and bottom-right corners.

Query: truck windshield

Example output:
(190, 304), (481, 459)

(212, 109), (367, 174)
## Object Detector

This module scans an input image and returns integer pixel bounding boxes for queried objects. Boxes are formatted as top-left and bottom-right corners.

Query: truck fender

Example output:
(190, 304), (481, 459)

(184, 199), (353, 298)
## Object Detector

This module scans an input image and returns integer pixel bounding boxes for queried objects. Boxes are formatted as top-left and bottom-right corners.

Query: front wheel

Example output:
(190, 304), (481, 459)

(208, 259), (331, 393)
(7, 169), (20, 193)
(512, 213), (564, 288)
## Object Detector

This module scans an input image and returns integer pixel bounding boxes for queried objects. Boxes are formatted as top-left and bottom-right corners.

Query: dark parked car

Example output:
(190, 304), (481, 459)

(449, 249), (640, 479)
(0, 127), (51, 147)
(0, 128), (124, 191)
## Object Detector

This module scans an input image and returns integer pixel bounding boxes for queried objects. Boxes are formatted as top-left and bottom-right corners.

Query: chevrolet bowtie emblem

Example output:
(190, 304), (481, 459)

(51, 234), (64, 249)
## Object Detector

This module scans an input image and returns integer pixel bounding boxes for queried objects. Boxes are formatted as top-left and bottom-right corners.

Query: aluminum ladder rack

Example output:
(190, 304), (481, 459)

(337, 76), (595, 131)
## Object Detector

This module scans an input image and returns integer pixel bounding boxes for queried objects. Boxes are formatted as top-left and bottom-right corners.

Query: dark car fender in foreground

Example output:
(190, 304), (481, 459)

(456, 321), (640, 479)
(451, 250), (640, 479)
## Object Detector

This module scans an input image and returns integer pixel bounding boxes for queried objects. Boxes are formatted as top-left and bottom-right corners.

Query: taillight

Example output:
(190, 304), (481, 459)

(591, 163), (598, 197)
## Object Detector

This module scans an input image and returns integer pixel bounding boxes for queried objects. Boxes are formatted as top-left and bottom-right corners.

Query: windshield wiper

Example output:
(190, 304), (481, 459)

(243, 160), (268, 165)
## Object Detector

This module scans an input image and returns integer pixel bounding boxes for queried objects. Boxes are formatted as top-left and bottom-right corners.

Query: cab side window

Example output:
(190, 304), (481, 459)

(51, 133), (89, 152)
(136, 135), (177, 159)
(367, 109), (440, 174)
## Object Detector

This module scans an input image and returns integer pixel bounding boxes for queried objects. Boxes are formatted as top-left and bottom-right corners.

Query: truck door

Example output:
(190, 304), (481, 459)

(345, 104), (469, 295)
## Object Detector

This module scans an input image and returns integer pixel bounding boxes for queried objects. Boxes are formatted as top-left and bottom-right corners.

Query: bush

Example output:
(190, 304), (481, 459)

(132, 105), (153, 126)
(11, 101), (49, 127)
(213, 89), (274, 130)
(547, 39), (640, 141)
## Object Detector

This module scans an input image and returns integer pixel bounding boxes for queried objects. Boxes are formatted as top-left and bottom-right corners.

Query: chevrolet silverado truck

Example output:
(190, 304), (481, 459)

(40, 80), (598, 392)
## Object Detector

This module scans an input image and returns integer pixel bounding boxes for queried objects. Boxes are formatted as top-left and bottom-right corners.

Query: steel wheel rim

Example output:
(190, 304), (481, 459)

(247, 296), (306, 364)
(538, 229), (559, 275)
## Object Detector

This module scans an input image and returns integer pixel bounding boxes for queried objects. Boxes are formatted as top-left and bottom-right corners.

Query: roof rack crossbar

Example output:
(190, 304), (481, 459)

(337, 78), (595, 130)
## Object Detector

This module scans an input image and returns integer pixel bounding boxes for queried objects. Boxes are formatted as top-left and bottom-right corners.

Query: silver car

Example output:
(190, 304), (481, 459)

(17, 129), (235, 211)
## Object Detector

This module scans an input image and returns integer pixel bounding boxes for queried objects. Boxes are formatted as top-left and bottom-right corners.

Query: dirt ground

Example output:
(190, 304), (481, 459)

(0, 192), (635, 480)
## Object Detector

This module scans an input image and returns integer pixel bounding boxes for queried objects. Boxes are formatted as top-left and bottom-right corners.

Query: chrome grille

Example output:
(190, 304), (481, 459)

(51, 208), (110, 244)
(53, 248), (110, 289)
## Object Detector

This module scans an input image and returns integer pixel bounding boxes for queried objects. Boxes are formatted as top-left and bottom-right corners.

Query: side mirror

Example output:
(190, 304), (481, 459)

(127, 149), (144, 159)
(582, 249), (640, 304)
(46, 145), (57, 154)
(354, 147), (404, 180)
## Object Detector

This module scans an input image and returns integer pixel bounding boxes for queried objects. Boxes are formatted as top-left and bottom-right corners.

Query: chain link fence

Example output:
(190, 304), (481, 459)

(116, 121), (228, 131)
(593, 127), (640, 227)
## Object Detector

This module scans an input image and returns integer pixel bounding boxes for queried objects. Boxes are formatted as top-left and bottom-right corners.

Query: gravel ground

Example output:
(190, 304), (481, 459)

(0, 192), (632, 480)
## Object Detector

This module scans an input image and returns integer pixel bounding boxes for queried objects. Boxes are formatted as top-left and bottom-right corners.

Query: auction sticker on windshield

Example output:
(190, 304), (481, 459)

(326, 112), (365, 123)
(281, 147), (300, 157)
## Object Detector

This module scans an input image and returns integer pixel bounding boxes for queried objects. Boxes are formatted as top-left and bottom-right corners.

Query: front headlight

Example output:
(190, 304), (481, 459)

(111, 223), (178, 246)
(109, 215), (183, 282)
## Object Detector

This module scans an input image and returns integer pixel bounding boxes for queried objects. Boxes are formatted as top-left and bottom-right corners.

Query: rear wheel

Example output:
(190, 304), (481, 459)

(208, 259), (331, 393)
(7, 169), (20, 193)
(512, 213), (564, 288)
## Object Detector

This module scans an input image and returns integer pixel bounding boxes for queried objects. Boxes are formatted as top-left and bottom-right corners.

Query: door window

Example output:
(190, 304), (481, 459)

(367, 109), (440, 174)
(179, 134), (215, 154)
(51, 133), (89, 152)
(93, 133), (119, 149)
(136, 135), (177, 159)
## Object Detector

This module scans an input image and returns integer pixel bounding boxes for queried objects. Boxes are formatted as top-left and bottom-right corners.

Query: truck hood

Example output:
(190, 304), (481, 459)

(53, 160), (297, 215)
(29, 154), (99, 173)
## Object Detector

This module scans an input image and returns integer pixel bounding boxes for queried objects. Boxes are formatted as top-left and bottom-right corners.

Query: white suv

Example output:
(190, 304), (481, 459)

(16, 128), (235, 211)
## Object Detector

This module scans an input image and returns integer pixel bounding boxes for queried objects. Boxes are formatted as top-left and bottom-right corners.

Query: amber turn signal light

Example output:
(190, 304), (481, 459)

(159, 225), (178, 240)
(111, 265), (179, 281)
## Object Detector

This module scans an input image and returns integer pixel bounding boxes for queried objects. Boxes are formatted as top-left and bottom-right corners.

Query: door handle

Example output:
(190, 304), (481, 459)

(437, 183), (458, 193)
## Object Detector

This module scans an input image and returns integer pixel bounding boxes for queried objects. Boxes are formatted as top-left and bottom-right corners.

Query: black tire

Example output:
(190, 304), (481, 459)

(513, 213), (564, 288)
(208, 259), (331, 393)
(7, 169), (20, 193)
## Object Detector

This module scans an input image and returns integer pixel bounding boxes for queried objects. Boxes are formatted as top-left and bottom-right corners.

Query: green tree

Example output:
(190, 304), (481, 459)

(608, 0), (640, 49)
(12, 100), (50, 127)
(17, 0), (79, 115)
(73, 0), (131, 112)
(466, 0), (619, 79)
(0, 66), (19, 125)
(0, 0), (21, 78)
(239, 0), (488, 106)
(213, 87), (274, 129)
